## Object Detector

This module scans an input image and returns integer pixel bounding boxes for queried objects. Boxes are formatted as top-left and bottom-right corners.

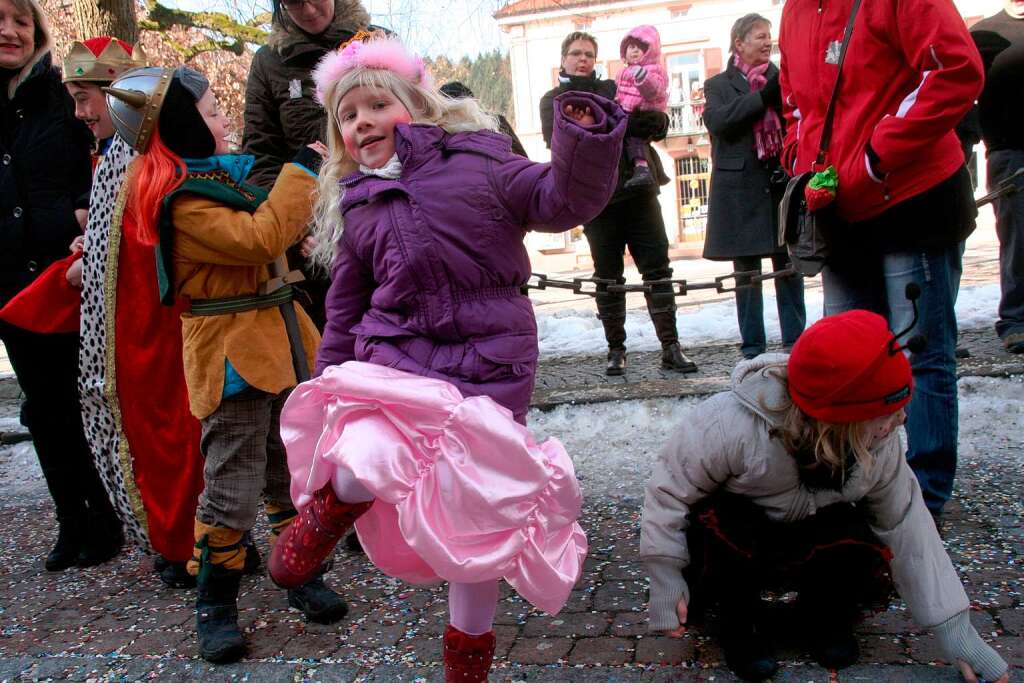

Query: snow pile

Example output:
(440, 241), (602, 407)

(528, 375), (1023, 500)
(536, 283), (1001, 359)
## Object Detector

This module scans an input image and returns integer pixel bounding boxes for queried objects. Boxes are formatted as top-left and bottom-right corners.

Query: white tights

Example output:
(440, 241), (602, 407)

(331, 466), (500, 635)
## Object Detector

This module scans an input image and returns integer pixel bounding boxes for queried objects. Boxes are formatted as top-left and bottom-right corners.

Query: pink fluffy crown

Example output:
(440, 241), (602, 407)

(313, 33), (433, 104)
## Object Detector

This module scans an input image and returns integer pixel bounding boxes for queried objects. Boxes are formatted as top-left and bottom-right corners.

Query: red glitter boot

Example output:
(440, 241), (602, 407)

(268, 485), (371, 589)
(443, 625), (496, 683)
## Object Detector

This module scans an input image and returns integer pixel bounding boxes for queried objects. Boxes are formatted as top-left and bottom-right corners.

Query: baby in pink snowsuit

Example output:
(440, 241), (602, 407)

(616, 24), (668, 188)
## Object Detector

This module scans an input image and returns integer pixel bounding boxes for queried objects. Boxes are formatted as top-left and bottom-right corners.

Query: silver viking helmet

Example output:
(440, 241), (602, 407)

(103, 66), (174, 153)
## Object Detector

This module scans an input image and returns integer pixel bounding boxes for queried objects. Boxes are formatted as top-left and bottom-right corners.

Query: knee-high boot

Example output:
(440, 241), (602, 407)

(189, 520), (247, 664)
(645, 286), (698, 373)
(267, 503), (351, 624)
(268, 485), (371, 589)
(596, 280), (627, 375)
(444, 625), (496, 683)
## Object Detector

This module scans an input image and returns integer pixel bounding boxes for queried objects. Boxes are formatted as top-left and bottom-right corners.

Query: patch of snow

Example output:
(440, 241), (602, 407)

(528, 375), (1023, 500)
(536, 283), (1001, 359)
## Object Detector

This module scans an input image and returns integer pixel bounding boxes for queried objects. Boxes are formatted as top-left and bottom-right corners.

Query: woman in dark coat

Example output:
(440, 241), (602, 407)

(539, 31), (698, 377)
(242, 0), (371, 330)
(0, 0), (122, 570)
(703, 14), (805, 359)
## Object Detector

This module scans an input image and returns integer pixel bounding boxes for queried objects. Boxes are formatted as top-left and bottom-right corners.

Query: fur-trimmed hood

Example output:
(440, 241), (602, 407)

(267, 0), (370, 54)
(619, 24), (662, 67)
(5, 0), (54, 100)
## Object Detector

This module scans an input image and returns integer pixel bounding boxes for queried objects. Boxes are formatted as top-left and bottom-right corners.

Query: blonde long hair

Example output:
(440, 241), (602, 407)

(310, 68), (499, 269)
(761, 368), (876, 478)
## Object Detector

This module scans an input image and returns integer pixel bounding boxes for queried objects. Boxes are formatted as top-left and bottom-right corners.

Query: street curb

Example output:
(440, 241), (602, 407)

(0, 372), (20, 400)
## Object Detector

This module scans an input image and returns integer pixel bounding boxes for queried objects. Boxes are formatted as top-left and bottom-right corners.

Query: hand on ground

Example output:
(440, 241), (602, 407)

(663, 598), (689, 638)
(957, 659), (1008, 683)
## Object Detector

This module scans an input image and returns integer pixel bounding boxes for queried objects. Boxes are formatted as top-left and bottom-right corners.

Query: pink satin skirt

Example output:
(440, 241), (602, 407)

(280, 361), (588, 615)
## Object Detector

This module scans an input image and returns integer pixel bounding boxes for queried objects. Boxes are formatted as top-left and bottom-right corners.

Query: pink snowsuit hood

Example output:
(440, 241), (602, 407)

(615, 25), (668, 113)
(620, 24), (662, 66)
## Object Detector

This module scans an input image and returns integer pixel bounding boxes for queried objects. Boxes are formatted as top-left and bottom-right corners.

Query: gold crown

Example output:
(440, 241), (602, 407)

(63, 38), (147, 84)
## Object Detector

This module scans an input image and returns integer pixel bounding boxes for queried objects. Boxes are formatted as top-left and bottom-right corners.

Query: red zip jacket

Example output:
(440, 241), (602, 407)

(779, 0), (983, 223)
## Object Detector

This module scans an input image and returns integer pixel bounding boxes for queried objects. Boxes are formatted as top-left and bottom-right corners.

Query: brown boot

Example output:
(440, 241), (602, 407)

(606, 346), (627, 376)
(268, 485), (371, 589)
(443, 625), (496, 683)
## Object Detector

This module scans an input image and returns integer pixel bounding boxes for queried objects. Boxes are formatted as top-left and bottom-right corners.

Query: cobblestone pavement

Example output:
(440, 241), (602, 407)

(0, 328), (1021, 682)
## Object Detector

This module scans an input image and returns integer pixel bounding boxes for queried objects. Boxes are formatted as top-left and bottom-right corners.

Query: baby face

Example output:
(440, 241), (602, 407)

(624, 41), (645, 65)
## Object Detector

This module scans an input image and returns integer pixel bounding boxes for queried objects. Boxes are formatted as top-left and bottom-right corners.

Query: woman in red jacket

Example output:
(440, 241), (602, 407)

(778, 0), (983, 520)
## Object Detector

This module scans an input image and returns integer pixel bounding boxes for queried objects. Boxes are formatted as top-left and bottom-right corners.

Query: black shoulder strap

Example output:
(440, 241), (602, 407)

(816, 0), (864, 166)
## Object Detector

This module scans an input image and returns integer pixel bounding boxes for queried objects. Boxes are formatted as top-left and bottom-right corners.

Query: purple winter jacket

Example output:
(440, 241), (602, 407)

(316, 92), (626, 422)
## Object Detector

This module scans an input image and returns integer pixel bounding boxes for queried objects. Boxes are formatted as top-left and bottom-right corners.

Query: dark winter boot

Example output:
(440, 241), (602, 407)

(443, 625), (496, 683)
(76, 504), (125, 568)
(268, 486), (372, 589)
(45, 518), (82, 572)
(596, 284), (627, 376)
(288, 573), (349, 624)
(196, 563), (246, 663)
(606, 346), (627, 376)
(719, 598), (778, 681)
(155, 556), (196, 589)
(190, 522), (248, 663)
(722, 628), (779, 682)
(647, 290), (698, 374)
(623, 164), (654, 189)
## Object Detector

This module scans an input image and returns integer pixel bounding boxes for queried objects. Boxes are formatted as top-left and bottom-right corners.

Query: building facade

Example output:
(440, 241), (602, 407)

(495, 0), (1002, 265)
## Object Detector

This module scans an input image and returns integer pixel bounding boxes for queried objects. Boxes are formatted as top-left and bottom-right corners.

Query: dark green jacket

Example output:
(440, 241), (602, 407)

(241, 0), (370, 189)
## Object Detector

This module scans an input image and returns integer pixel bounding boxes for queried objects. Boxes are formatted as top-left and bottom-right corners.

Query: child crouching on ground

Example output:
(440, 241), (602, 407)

(266, 33), (626, 681)
(108, 65), (349, 664)
(641, 310), (1008, 683)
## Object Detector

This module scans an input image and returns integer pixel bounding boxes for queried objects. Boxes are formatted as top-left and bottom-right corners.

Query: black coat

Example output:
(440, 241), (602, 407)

(702, 63), (784, 261)
(539, 71), (669, 206)
(0, 54), (92, 306)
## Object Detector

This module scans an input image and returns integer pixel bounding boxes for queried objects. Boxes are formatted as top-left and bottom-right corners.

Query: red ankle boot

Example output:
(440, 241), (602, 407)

(443, 625), (496, 683)
(268, 486), (371, 589)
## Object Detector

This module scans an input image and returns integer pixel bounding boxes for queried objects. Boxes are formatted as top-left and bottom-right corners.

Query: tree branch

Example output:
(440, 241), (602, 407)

(141, 0), (269, 47)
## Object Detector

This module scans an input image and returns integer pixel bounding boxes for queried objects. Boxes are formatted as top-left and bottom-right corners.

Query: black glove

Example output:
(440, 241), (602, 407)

(760, 74), (781, 109)
(293, 145), (324, 176)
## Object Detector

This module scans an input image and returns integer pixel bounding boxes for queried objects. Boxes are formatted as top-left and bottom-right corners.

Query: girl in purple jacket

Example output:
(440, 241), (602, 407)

(267, 33), (626, 680)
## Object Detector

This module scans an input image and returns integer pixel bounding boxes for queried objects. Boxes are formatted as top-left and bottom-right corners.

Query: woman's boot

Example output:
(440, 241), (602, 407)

(45, 516), (82, 571)
(645, 289), (698, 373)
(596, 285), (627, 376)
(189, 521), (247, 664)
(268, 485), (371, 589)
(443, 625), (496, 683)
(76, 500), (125, 567)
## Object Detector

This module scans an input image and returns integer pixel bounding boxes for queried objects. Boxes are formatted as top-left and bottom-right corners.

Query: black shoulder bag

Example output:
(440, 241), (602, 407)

(778, 0), (863, 276)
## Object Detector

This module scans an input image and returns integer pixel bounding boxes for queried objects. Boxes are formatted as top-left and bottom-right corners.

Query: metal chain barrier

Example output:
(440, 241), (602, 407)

(523, 268), (798, 298)
(524, 166), (1023, 300)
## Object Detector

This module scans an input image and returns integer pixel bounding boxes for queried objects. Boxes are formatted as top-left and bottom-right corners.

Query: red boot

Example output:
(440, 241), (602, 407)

(268, 486), (371, 589)
(443, 625), (496, 683)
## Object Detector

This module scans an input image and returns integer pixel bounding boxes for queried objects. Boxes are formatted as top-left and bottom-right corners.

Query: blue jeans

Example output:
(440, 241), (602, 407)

(822, 245), (961, 514)
(733, 254), (806, 358)
(988, 149), (1024, 341)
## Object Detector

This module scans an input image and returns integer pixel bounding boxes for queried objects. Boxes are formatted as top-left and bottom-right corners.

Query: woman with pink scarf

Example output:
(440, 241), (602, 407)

(702, 13), (806, 360)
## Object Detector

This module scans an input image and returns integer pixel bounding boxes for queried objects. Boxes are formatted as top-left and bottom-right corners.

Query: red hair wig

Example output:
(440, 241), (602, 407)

(126, 128), (186, 246)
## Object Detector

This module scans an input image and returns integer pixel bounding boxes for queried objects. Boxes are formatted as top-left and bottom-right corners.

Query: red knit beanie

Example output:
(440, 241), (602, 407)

(787, 310), (913, 424)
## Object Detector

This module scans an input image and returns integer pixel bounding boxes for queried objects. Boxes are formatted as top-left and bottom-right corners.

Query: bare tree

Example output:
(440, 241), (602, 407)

(73, 0), (139, 43)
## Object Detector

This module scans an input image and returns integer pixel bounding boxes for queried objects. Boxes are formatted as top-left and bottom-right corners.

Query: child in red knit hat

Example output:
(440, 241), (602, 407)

(640, 310), (1008, 683)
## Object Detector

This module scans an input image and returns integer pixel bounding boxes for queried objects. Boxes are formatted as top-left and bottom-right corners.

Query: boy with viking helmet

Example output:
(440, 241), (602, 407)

(104, 65), (346, 663)
(63, 39), (216, 591)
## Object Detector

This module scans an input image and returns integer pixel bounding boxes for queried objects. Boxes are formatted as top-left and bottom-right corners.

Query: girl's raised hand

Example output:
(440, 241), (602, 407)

(563, 103), (596, 127)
